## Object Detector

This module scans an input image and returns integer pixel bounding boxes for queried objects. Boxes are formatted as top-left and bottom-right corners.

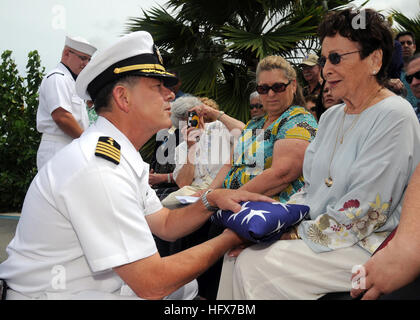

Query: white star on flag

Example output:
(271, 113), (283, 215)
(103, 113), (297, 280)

(241, 209), (269, 225)
(228, 201), (250, 222)
(265, 219), (286, 237)
(272, 202), (290, 212)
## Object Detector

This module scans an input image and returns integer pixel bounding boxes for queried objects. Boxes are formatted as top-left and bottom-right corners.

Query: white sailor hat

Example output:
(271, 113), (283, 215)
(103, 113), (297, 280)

(65, 35), (97, 56)
(75, 31), (178, 101)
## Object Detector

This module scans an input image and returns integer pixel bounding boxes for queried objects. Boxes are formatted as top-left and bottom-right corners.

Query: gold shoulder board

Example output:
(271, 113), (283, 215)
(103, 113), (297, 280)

(95, 136), (121, 165)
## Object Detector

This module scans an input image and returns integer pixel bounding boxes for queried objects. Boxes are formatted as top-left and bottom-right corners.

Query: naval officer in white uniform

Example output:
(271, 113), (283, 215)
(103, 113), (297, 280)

(36, 35), (97, 170)
(0, 31), (271, 300)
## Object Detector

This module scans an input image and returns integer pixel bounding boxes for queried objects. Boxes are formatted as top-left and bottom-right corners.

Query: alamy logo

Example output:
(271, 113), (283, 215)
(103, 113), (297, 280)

(351, 265), (366, 290)
(51, 5), (66, 30)
(51, 265), (66, 290)
(351, 10), (366, 30)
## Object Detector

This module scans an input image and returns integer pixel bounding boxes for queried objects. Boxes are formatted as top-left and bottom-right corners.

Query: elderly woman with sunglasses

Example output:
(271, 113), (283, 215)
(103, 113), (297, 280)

(217, 8), (420, 300)
(249, 91), (265, 119)
(207, 55), (317, 203)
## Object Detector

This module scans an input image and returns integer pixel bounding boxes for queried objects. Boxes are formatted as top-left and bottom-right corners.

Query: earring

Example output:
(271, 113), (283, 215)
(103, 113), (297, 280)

(373, 70), (377, 75)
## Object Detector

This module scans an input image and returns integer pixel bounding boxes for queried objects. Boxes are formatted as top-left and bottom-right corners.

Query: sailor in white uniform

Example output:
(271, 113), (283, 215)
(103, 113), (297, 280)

(0, 31), (270, 300)
(36, 35), (97, 170)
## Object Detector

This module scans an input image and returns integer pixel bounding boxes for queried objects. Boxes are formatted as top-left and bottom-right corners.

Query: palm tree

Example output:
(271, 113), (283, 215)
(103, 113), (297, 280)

(127, 0), (350, 119)
(126, 0), (351, 162)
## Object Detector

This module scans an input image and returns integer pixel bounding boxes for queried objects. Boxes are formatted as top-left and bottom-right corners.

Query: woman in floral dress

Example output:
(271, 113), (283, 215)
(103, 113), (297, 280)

(209, 55), (318, 203)
(217, 8), (420, 300)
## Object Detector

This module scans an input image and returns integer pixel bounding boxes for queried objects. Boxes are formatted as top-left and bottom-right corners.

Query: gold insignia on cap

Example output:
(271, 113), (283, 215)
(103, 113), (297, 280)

(154, 45), (164, 65)
(114, 64), (166, 74)
(95, 137), (121, 165)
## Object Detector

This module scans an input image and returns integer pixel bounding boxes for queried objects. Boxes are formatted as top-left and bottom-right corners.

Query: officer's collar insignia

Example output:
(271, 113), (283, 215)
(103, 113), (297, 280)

(95, 136), (121, 165)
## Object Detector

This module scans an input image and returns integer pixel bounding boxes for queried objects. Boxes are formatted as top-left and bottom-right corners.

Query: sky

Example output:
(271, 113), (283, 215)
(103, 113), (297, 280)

(0, 0), (419, 75)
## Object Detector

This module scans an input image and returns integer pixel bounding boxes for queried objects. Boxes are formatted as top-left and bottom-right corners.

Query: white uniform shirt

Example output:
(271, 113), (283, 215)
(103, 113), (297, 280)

(37, 63), (89, 137)
(0, 117), (163, 299)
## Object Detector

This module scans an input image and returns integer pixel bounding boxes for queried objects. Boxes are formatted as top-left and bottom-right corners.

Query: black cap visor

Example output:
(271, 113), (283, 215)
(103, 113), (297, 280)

(87, 53), (178, 101)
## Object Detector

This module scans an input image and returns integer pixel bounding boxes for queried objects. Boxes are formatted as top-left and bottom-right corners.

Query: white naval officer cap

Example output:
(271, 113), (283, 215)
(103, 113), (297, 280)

(65, 35), (97, 56)
(75, 31), (178, 102)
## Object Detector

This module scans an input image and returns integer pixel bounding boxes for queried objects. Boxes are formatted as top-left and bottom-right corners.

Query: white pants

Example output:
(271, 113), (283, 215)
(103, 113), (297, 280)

(6, 279), (198, 300)
(217, 240), (370, 300)
(36, 134), (73, 170)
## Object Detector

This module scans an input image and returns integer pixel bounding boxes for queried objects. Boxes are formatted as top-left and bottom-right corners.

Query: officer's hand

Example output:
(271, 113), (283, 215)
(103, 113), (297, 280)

(207, 189), (274, 214)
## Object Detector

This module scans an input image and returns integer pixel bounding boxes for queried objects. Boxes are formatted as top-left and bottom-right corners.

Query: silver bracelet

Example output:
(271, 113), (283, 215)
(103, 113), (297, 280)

(167, 174), (171, 183)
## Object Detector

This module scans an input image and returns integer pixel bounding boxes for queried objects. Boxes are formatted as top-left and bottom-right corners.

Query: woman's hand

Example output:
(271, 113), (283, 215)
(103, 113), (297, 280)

(350, 240), (420, 300)
(181, 119), (204, 149)
(193, 104), (219, 122)
(149, 169), (167, 186)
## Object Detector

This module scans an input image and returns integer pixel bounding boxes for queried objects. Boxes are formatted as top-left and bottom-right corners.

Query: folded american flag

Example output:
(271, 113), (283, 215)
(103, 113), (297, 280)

(211, 201), (310, 243)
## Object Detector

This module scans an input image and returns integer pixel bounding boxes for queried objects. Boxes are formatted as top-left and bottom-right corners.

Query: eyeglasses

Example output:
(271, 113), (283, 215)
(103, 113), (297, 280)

(250, 104), (263, 110)
(69, 50), (91, 62)
(400, 40), (414, 46)
(405, 71), (420, 84)
(318, 50), (361, 68)
(256, 81), (291, 94)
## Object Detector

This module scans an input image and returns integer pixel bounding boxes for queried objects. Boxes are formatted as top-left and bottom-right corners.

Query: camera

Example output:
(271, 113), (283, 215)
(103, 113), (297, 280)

(187, 111), (199, 129)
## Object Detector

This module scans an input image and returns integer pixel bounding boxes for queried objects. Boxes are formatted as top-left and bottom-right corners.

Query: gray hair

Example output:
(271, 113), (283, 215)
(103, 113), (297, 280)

(408, 53), (420, 66)
(249, 91), (259, 102)
(170, 95), (202, 128)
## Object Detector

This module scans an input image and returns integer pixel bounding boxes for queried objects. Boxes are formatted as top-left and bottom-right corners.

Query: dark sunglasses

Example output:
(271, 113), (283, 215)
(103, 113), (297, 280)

(69, 50), (91, 62)
(256, 81), (291, 94)
(405, 71), (420, 84)
(250, 104), (263, 110)
(318, 50), (361, 68)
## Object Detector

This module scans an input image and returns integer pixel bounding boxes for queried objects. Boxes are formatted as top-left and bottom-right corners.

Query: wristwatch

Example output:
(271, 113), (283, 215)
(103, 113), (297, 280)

(201, 189), (219, 212)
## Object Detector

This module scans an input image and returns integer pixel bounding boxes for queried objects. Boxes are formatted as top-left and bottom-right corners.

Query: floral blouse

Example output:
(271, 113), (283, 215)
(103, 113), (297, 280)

(293, 96), (420, 254)
(223, 106), (318, 202)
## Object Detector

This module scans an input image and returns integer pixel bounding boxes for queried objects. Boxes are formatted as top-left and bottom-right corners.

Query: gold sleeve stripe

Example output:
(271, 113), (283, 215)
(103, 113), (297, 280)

(95, 149), (120, 163)
(96, 141), (121, 156)
(96, 143), (120, 157)
(96, 146), (120, 160)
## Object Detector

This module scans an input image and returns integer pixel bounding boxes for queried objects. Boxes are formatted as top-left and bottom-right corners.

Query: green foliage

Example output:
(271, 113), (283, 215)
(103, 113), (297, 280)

(0, 50), (45, 212)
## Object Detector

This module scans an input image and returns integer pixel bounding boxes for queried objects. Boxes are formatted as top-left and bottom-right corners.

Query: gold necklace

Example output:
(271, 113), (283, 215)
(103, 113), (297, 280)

(325, 87), (384, 188)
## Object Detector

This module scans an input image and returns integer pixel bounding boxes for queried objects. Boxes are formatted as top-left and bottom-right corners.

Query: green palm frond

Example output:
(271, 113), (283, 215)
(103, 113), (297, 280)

(222, 7), (321, 59)
(215, 65), (255, 122)
(176, 57), (224, 96)
(126, 6), (194, 50)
